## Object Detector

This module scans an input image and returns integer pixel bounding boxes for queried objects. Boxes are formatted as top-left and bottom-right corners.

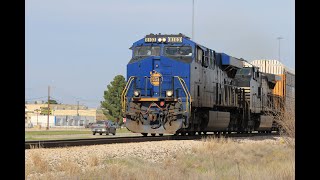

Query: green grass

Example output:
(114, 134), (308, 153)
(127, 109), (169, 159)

(116, 128), (130, 133)
(25, 130), (92, 136)
(25, 128), (130, 136)
(25, 128), (132, 141)
(25, 137), (89, 141)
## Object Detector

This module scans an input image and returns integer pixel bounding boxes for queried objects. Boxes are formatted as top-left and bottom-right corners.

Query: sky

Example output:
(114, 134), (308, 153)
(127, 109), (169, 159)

(25, 0), (295, 108)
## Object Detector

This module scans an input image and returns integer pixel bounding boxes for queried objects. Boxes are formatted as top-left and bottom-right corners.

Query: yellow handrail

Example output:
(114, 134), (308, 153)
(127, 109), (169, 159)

(121, 76), (191, 115)
(121, 76), (135, 114)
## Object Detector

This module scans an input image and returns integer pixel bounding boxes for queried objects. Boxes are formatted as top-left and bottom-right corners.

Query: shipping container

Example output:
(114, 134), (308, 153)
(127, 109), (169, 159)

(251, 59), (295, 103)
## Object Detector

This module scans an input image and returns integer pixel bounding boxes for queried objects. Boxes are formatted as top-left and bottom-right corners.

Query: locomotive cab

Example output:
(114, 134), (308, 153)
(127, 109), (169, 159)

(122, 34), (195, 135)
(234, 67), (252, 87)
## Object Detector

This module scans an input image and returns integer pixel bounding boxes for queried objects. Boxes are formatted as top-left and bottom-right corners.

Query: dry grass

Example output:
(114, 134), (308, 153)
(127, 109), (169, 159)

(87, 155), (100, 167)
(26, 137), (294, 180)
(188, 137), (295, 180)
(55, 158), (81, 175)
(29, 152), (50, 173)
(264, 96), (295, 148)
(274, 101), (295, 148)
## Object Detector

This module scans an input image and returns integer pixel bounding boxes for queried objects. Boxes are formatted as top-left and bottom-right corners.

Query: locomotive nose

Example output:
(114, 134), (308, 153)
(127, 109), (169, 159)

(151, 58), (162, 97)
(151, 57), (173, 97)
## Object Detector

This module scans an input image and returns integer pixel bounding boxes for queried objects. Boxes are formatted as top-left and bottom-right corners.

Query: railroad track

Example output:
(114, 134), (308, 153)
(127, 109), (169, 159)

(25, 132), (279, 149)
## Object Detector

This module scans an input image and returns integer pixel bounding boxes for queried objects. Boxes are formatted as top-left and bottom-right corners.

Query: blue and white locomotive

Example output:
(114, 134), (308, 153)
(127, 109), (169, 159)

(121, 33), (280, 136)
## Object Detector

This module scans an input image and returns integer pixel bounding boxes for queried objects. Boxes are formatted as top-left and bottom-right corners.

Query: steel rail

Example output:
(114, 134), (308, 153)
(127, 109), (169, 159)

(25, 132), (279, 149)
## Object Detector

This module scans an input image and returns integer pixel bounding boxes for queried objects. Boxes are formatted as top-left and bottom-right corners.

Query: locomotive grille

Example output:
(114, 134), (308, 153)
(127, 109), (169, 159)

(237, 87), (251, 107)
(243, 87), (251, 101)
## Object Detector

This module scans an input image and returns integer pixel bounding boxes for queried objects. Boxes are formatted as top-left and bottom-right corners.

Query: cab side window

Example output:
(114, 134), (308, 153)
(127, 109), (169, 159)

(203, 50), (209, 68)
(209, 49), (215, 69)
(197, 48), (203, 64)
(212, 50), (216, 69)
(252, 67), (258, 80)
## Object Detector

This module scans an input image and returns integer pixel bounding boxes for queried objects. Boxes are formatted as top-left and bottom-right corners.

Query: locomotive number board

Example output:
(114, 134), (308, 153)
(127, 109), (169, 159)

(167, 37), (182, 43)
(144, 37), (157, 43)
(144, 36), (183, 43)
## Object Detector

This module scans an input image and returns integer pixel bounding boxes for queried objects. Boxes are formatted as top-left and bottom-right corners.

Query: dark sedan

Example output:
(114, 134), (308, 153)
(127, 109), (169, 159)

(91, 120), (116, 135)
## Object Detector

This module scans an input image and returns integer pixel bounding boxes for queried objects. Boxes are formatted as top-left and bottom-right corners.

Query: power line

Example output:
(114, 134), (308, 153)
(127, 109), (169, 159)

(25, 96), (47, 100)
(27, 86), (102, 105)
(52, 95), (99, 103)
(47, 85), (50, 130)
(52, 86), (101, 102)
(49, 96), (61, 101)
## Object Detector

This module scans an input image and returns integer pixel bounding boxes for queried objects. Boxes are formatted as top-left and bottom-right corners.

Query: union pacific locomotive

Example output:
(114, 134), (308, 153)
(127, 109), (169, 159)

(121, 33), (282, 136)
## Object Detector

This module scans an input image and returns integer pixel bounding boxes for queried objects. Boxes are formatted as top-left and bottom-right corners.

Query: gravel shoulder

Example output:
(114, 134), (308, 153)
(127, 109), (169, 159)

(26, 135), (294, 180)
(26, 135), (282, 167)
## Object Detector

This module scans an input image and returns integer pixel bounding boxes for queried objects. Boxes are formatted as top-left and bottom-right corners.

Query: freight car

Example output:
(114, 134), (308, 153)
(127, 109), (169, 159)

(121, 33), (284, 136)
(251, 59), (295, 109)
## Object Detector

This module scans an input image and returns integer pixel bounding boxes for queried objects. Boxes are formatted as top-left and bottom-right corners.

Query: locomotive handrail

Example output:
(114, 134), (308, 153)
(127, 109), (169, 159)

(181, 77), (192, 113)
(121, 76), (136, 114)
(121, 76), (191, 115)
(175, 76), (192, 114)
(179, 77), (192, 103)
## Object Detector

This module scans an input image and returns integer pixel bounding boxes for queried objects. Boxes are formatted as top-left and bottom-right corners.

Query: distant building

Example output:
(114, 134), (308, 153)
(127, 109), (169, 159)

(25, 106), (33, 124)
(25, 103), (108, 127)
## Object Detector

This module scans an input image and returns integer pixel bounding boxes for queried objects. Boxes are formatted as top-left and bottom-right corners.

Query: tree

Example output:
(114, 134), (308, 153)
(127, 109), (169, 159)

(101, 75), (126, 122)
(45, 99), (58, 104)
(40, 107), (52, 115)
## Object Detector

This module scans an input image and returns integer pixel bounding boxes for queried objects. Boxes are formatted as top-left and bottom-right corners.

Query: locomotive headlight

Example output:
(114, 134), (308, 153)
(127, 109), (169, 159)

(166, 90), (173, 97)
(158, 38), (162, 42)
(133, 90), (140, 97)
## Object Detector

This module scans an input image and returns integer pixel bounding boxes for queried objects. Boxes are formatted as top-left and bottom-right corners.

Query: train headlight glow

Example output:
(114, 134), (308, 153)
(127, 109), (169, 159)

(133, 90), (140, 97)
(166, 90), (173, 97)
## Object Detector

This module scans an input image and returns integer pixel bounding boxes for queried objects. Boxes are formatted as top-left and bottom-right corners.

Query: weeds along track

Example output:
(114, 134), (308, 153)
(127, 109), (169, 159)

(25, 132), (279, 149)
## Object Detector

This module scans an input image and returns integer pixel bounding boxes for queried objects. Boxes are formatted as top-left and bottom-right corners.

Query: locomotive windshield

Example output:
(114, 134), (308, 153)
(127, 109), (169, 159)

(164, 46), (192, 56)
(134, 46), (160, 56)
(128, 46), (160, 63)
(234, 68), (251, 87)
(236, 68), (251, 76)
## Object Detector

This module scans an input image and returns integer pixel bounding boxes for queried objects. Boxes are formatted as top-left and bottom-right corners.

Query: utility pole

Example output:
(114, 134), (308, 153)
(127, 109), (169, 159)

(192, 0), (195, 40)
(77, 101), (79, 116)
(277, 37), (283, 62)
(118, 92), (121, 126)
(46, 86), (50, 130)
(35, 109), (40, 125)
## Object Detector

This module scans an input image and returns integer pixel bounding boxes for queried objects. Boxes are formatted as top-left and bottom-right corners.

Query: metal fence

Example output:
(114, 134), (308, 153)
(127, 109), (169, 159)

(54, 115), (95, 126)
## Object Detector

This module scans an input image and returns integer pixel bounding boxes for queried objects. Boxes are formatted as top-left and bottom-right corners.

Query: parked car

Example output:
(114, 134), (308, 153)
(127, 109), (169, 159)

(91, 120), (116, 135)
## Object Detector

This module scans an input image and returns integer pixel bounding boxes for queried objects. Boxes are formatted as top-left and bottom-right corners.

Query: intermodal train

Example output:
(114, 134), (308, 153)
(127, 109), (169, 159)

(121, 33), (293, 136)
